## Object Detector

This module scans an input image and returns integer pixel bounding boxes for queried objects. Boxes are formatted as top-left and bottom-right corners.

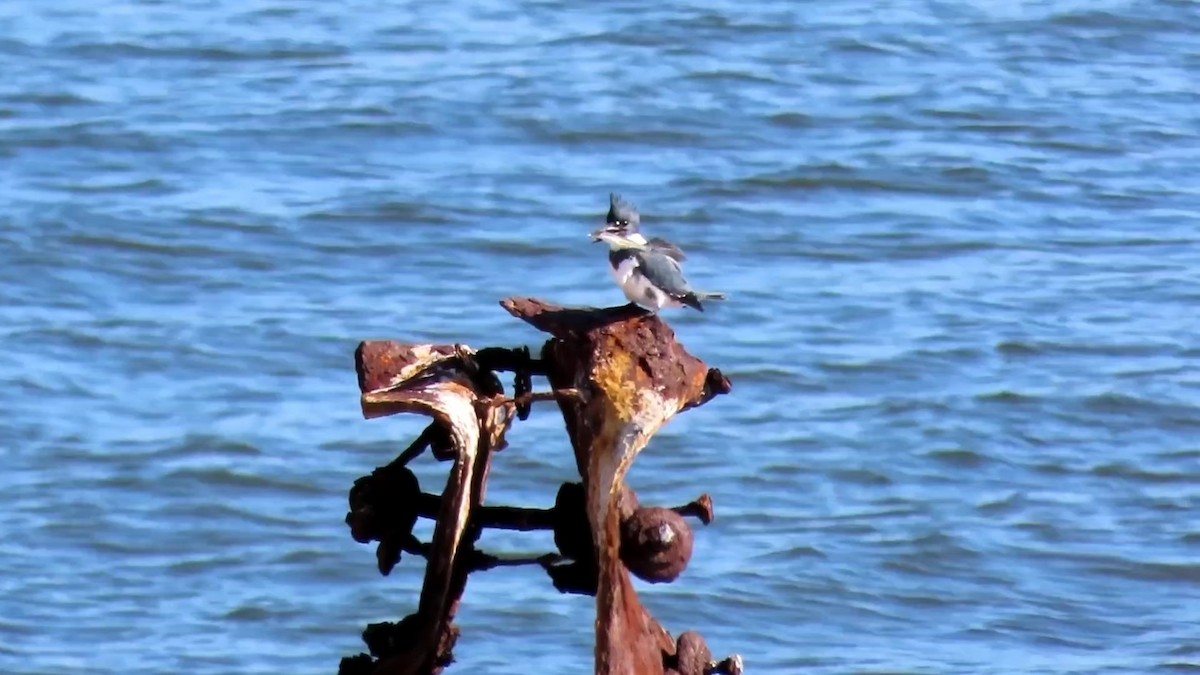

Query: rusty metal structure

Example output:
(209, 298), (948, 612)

(339, 298), (743, 675)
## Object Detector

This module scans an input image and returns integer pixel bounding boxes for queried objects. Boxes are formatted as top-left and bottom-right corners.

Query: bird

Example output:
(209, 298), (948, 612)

(589, 193), (727, 312)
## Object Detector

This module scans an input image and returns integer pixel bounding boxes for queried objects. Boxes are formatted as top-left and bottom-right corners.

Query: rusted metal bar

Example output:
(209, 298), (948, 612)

(340, 299), (739, 675)
(501, 297), (733, 675)
(342, 341), (516, 674)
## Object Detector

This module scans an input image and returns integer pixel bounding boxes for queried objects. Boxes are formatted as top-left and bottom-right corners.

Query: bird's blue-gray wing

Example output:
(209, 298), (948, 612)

(634, 249), (692, 298)
(647, 237), (687, 262)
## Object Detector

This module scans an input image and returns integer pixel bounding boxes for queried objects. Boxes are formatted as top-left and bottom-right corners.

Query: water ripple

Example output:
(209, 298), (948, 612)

(2, 0), (1198, 673)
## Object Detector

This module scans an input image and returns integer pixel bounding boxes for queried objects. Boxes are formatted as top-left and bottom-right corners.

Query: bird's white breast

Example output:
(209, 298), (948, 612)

(610, 256), (679, 311)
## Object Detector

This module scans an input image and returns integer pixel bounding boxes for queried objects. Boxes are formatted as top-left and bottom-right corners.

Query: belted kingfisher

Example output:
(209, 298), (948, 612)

(590, 194), (727, 312)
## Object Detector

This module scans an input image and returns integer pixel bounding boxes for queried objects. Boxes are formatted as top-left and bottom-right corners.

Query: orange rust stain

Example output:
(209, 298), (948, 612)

(592, 338), (647, 423)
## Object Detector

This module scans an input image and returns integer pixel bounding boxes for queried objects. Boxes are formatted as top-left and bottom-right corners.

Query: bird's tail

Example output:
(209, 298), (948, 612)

(682, 291), (728, 312)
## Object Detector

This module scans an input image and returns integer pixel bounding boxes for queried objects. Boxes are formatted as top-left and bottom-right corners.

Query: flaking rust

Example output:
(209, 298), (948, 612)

(340, 298), (739, 675)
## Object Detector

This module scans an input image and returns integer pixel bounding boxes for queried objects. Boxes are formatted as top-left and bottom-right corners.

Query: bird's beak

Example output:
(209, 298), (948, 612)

(589, 228), (604, 242)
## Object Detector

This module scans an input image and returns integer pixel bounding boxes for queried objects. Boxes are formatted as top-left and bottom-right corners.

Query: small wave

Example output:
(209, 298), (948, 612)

(1, 91), (98, 107)
(180, 211), (286, 235)
(537, 31), (674, 48)
(1160, 662), (1200, 673)
(1045, 8), (1176, 31)
(1029, 462), (1073, 477)
(817, 347), (982, 376)
(891, 592), (956, 609)
(1088, 558), (1200, 584)
(156, 434), (263, 459)
(827, 37), (903, 56)
(681, 70), (781, 85)
(63, 231), (226, 258)
(976, 491), (1023, 514)
(831, 468), (893, 486)
(882, 552), (981, 577)
(60, 178), (174, 195)
(1114, 365), (1191, 379)
(664, 14), (795, 37)
(996, 340), (1048, 357)
(275, 549), (329, 565)
(919, 107), (988, 122)
(237, 6), (302, 20)
(168, 554), (250, 575)
(1150, 499), (1192, 513)
(957, 122), (1039, 135)
(738, 172), (932, 195)
(1083, 392), (1152, 413)
(880, 398), (959, 417)
(721, 366), (797, 385)
(333, 119), (437, 135)
(2, 122), (167, 152)
(756, 544), (827, 562)
(225, 606), (272, 622)
(161, 467), (325, 496)
(466, 238), (569, 257)
(976, 390), (1039, 404)
(926, 448), (990, 468)
(1081, 393), (1200, 426)
(996, 340), (1174, 359)
(873, 238), (1002, 260)
(536, 127), (707, 146)
(766, 112), (814, 128)
(815, 358), (895, 374)
(1044, 236), (1200, 249)
(1169, 644), (1200, 657)
(1023, 137), (1125, 156)
(938, 165), (992, 181)
(160, 502), (311, 528)
(1091, 462), (1195, 485)
(301, 201), (456, 226)
(1157, 449), (1200, 461)
(61, 40), (349, 62)
(692, 164), (1000, 198)
(224, 604), (303, 622)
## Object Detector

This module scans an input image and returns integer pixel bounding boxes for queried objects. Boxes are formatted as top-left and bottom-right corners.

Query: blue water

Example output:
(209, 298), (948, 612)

(2, 1), (1199, 673)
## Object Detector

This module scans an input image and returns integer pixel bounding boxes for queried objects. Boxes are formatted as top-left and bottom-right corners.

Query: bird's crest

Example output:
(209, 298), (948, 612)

(607, 193), (640, 229)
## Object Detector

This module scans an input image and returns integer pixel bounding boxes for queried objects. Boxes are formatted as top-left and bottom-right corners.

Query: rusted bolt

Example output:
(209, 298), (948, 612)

(685, 367), (733, 410)
(675, 631), (712, 675)
(337, 653), (374, 675)
(361, 615), (420, 659)
(708, 655), (744, 675)
(673, 493), (715, 525)
(552, 482), (592, 562)
(345, 465), (422, 575)
(346, 465), (420, 543)
(706, 368), (732, 394)
(620, 506), (693, 583)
